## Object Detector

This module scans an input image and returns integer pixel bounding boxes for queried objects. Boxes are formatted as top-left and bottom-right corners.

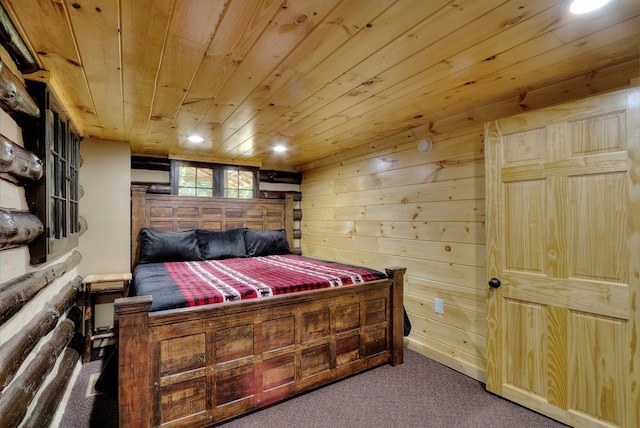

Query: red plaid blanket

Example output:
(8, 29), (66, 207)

(132, 254), (388, 311)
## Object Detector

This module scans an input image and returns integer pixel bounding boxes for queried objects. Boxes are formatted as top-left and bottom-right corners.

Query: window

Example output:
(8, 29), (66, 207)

(25, 81), (81, 264)
(177, 165), (214, 196)
(222, 167), (255, 199)
(171, 160), (258, 198)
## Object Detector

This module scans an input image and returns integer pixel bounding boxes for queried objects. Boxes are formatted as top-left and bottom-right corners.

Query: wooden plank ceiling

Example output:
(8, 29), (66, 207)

(1, 0), (638, 170)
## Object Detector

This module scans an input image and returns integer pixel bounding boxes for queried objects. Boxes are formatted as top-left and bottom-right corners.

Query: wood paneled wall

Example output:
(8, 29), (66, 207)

(300, 126), (487, 380)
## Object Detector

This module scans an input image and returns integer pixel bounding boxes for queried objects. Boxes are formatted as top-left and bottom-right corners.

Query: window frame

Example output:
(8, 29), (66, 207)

(170, 160), (258, 199)
(25, 80), (81, 264)
(170, 160), (216, 197)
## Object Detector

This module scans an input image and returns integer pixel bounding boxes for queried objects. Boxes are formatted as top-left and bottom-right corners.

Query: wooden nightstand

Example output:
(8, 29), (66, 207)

(83, 273), (131, 363)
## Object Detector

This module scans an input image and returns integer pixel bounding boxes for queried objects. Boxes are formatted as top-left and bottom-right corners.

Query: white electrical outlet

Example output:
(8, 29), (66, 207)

(434, 298), (444, 315)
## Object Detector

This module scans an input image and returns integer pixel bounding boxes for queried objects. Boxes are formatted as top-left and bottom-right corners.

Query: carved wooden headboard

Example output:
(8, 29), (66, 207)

(130, 185), (298, 267)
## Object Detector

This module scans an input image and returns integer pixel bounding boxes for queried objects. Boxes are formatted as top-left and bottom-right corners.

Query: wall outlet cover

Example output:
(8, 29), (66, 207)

(435, 298), (444, 314)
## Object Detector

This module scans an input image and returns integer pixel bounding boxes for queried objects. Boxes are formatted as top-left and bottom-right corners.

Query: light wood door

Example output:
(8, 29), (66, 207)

(485, 87), (640, 427)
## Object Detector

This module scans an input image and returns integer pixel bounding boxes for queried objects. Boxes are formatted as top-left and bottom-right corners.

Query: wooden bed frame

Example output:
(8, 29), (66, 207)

(115, 186), (406, 427)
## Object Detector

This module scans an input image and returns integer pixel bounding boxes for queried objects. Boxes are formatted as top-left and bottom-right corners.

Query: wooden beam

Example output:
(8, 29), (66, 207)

(146, 183), (170, 194)
(0, 208), (43, 250)
(21, 333), (84, 428)
(0, 134), (43, 184)
(258, 190), (302, 201)
(0, 280), (81, 392)
(131, 156), (170, 171)
(259, 170), (302, 185)
(0, 58), (39, 120)
(0, 309), (79, 427)
(0, 3), (38, 74)
(0, 251), (82, 324)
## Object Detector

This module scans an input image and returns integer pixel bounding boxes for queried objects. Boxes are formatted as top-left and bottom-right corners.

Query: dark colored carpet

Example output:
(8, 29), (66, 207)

(61, 348), (568, 427)
(60, 346), (117, 428)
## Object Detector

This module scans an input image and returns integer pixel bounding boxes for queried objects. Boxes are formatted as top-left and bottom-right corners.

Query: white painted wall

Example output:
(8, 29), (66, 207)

(78, 138), (131, 276)
(77, 138), (131, 329)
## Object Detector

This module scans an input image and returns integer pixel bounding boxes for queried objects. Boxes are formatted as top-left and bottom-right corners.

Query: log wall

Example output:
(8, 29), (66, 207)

(0, 45), (83, 428)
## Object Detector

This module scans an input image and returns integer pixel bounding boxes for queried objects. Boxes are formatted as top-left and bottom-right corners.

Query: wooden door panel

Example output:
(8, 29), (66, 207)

(502, 128), (547, 166)
(569, 312), (626, 426)
(502, 274), (629, 319)
(546, 305), (568, 410)
(568, 111), (626, 156)
(569, 173), (627, 283)
(503, 299), (547, 396)
(485, 87), (638, 427)
(503, 180), (546, 273)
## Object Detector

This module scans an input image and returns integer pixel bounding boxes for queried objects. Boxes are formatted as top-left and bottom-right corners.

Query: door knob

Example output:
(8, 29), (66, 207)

(488, 278), (501, 288)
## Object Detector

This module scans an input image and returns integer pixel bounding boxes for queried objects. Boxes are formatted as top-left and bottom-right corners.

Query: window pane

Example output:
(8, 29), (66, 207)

(58, 119), (66, 155)
(196, 168), (213, 188)
(60, 159), (67, 198)
(59, 197), (66, 238)
(238, 189), (253, 199)
(225, 170), (238, 188)
(49, 111), (56, 151)
(238, 171), (253, 190)
(70, 202), (77, 233)
(69, 134), (79, 232)
(223, 169), (253, 198)
(70, 170), (78, 200)
(196, 188), (213, 197)
(56, 158), (64, 196)
(179, 187), (196, 196)
(179, 166), (197, 187)
(49, 153), (55, 186)
(179, 165), (213, 197)
(225, 189), (239, 198)
(49, 198), (56, 238)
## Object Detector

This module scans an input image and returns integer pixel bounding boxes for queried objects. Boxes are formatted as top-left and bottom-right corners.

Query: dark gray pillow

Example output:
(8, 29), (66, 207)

(243, 228), (290, 257)
(139, 228), (201, 263)
(197, 228), (247, 260)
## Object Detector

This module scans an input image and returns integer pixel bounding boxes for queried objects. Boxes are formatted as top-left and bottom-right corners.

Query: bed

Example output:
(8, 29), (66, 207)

(114, 186), (406, 427)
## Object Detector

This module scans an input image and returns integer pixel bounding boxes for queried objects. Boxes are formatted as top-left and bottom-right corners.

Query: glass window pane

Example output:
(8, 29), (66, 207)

(225, 189), (239, 198)
(196, 168), (213, 188)
(49, 153), (55, 186)
(58, 120), (66, 156)
(238, 171), (253, 190)
(179, 187), (196, 196)
(70, 202), (77, 232)
(196, 188), (213, 197)
(222, 169), (254, 198)
(179, 166), (196, 187)
(225, 170), (238, 189)
(56, 159), (64, 196)
(49, 112), (56, 151)
(59, 198), (66, 238)
(49, 198), (56, 238)
(70, 170), (78, 200)
(60, 159), (67, 198)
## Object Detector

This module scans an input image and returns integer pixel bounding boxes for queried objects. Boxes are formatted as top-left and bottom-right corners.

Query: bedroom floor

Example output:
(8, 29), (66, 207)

(60, 346), (568, 428)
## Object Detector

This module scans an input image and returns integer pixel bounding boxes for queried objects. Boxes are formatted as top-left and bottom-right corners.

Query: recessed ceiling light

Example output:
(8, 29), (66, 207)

(569, 0), (611, 14)
(187, 135), (204, 143)
(274, 145), (286, 152)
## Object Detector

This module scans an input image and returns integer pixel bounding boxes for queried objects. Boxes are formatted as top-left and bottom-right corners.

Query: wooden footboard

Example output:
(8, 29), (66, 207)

(115, 267), (405, 427)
